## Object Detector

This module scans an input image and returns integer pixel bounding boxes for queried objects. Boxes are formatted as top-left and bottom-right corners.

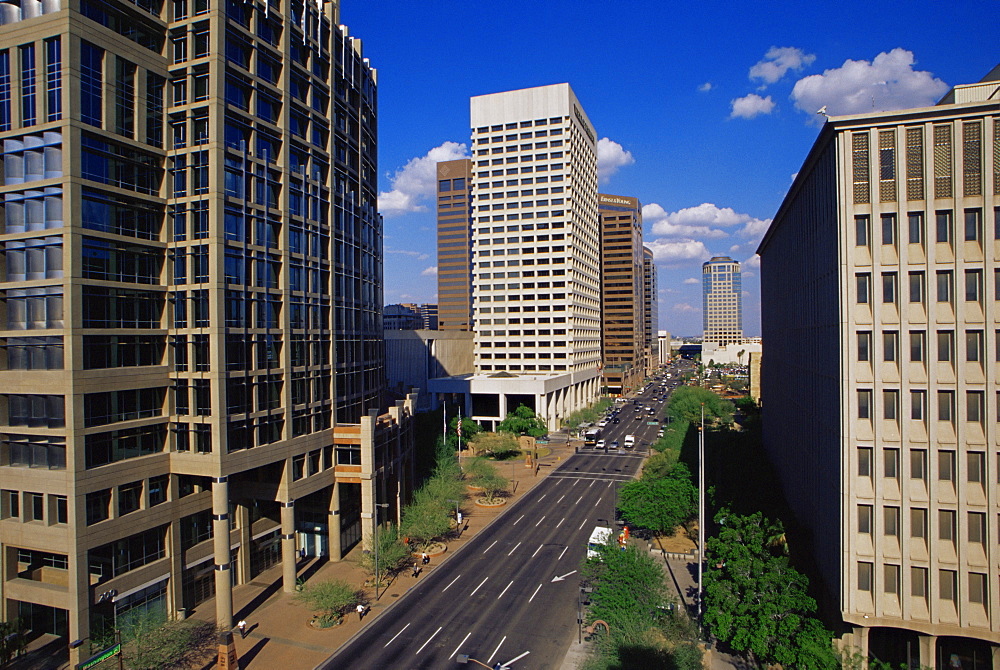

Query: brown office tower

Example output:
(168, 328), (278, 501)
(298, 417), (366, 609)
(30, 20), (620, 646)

(0, 0), (414, 663)
(436, 159), (473, 330)
(598, 194), (645, 396)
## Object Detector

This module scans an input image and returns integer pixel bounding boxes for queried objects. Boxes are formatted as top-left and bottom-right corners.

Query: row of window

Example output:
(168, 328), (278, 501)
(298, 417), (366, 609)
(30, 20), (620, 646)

(857, 563), (988, 607)
(0, 39), (61, 132)
(476, 140), (564, 155)
(857, 388), (993, 423)
(474, 117), (565, 133)
(855, 209), (998, 247)
(85, 475), (168, 524)
(0, 489), (66, 524)
(857, 329), (1000, 364)
(855, 269), (998, 305)
(857, 446), (991, 484)
(857, 505), (989, 546)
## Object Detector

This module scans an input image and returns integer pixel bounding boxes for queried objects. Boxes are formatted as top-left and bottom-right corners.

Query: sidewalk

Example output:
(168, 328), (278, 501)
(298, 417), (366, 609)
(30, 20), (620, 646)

(186, 437), (579, 669)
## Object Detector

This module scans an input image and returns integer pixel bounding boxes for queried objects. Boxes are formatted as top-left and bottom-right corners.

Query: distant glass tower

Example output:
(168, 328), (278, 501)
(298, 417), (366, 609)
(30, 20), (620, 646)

(702, 256), (743, 345)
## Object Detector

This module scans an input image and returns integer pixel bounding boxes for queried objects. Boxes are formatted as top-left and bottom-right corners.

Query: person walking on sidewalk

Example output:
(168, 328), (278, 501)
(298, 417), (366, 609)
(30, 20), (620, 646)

(237, 620), (247, 638)
(356, 604), (366, 621)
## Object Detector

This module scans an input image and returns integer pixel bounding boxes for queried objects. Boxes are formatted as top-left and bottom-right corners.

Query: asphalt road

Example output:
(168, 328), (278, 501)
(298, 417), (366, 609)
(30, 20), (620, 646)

(317, 365), (685, 670)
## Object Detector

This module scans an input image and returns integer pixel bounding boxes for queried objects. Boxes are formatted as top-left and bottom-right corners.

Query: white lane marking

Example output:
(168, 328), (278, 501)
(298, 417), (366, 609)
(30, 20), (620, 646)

(486, 636), (507, 664)
(504, 651), (531, 666)
(531, 543), (543, 558)
(534, 515), (546, 527)
(470, 577), (489, 596)
(537, 494), (546, 502)
(572, 479), (579, 487)
(449, 631), (472, 660)
(558, 546), (568, 560)
(483, 540), (498, 554)
(578, 519), (587, 531)
(556, 517), (565, 529)
(507, 542), (522, 557)
(576, 496), (584, 505)
(498, 580), (514, 600)
(607, 480), (614, 488)
(595, 497), (603, 507)
(589, 479), (596, 488)
(442, 575), (462, 592)
(557, 494), (566, 503)
(528, 584), (543, 602)
(415, 626), (442, 655)
(383, 623), (410, 648)
(512, 514), (525, 526)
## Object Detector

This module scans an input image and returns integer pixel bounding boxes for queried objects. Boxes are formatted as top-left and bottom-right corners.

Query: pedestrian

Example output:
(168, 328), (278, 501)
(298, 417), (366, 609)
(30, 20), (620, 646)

(237, 620), (247, 639)
(412, 562), (420, 578)
(456, 511), (463, 526)
(421, 552), (429, 565)
(356, 603), (365, 621)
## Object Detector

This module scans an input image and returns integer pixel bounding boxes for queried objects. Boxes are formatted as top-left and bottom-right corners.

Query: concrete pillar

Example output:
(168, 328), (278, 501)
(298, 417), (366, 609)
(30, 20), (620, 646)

(991, 644), (1000, 670)
(280, 500), (297, 592)
(328, 482), (342, 562)
(167, 517), (184, 617)
(68, 546), (91, 668)
(851, 626), (869, 660)
(212, 477), (233, 629)
(918, 635), (936, 670)
(236, 502), (251, 584)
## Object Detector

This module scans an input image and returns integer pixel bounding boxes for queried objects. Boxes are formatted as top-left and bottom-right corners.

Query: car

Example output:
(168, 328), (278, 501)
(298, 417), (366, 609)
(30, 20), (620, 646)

(597, 420), (607, 427)
(635, 414), (643, 420)
(596, 439), (606, 449)
(612, 418), (620, 424)
(610, 440), (620, 449)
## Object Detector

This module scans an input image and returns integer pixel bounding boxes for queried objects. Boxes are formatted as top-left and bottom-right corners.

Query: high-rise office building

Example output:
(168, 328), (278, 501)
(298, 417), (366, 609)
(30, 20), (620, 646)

(598, 193), (644, 396)
(759, 67), (1000, 665)
(643, 246), (659, 371)
(436, 158), (473, 331)
(702, 256), (743, 345)
(431, 83), (601, 429)
(0, 0), (412, 661)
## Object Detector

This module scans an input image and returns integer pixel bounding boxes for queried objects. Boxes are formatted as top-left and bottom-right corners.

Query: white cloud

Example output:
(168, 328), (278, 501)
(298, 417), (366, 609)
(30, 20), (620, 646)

(421, 266), (438, 277)
(791, 48), (949, 118)
(596, 137), (635, 183)
(749, 46), (816, 85)
(645, 238), (712, 264)
(697, 82), (713, 92)
(386, 248), (429, 261)
(730, 93), (775, 119)
(378, 141), (469, 217)
(673, 303), (697, 313)
(743, 254), (761, 269)
(682, 277), (699, 285)
(646, 202), (771, 242)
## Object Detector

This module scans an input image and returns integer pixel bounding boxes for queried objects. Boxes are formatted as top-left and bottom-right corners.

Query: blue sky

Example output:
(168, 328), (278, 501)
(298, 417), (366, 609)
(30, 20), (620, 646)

(341, 0), (997, 336)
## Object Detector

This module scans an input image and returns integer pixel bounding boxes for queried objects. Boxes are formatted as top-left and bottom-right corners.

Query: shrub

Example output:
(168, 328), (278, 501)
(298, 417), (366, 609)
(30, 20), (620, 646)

(295, 579), (365, 622)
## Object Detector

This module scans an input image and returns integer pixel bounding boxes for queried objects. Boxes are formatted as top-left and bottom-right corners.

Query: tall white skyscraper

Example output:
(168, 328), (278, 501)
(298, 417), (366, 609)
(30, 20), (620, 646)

(702, 255), (743, 345)
(469, 83), (601, 376)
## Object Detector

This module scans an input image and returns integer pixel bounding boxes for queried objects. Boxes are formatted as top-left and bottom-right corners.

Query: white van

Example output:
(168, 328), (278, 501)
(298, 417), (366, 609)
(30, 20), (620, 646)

(587, 526), (613, 559)
(624, 435), (636, 448)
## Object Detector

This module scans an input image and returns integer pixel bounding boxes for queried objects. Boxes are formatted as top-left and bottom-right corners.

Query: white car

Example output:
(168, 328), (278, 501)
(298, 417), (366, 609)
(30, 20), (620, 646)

(596, 439), (606, 449)
(597, 420), (608, 427)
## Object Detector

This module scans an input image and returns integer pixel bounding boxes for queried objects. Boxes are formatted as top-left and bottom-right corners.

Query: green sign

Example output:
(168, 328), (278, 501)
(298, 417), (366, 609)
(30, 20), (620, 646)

(78, 643), (121, 670)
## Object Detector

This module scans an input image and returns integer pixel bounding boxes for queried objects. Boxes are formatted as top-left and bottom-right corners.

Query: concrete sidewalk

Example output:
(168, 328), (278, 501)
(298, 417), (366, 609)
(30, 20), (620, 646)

(183, 439), (579, 669)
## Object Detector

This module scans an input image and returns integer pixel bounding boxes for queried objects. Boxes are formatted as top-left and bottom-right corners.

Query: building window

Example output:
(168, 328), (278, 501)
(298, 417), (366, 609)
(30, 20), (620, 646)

(908, 271), (924, 303)
(855, 215), (870, 246)
(858, 505), (873, 534)
(907, 212), (924, 244)
(939, 569), (958, 604)
(884, 447), (899, 478)
(965, 270), (982, 302)
(881, 214), (896, 244)
(148, 475), (167, 507)
(967, 391), (984, 423)
(114, 58), (135, 138)
(938, 391), (954, 422)
(858, 390), (872, 419)
(26, 491), (43, 521)
(910, 448), (926, 480)
(118, 481), (142, 516)
(968, 572), (987, 605)
(966, 330), (983, 362)
(909, 331), (925, 362)
(883, 332), (898, 362)
(85, 489), (111, 525)
(965, 208), (983, 241)
(911, 567), (928, 600)
(910, 391), (926, 422)
(968, 451), (985, 484)
(936, 270), (953, 303)
(910, 508), (927, 539)
(858, 447), (872, 478)
(19, 44), (36, 127)
(882, 272), (897, 304)
(883, 391), (899, 421)
(935, 210), (953, 243)
(884, 507), (900, 540)
(938, 450), (955, 483)
(80, 42), (103, 127)
(936, 331), (954, 362)
(0, 51), (10, 131)
(1, 489), (19, 519)
(856, 274), (870, 304)
(883, 564), (900, 595)
(45, 38), (62, 123)
(857, 331), (872, 362)
(858, 562), (873, 592)
(54, 495), (67, 524)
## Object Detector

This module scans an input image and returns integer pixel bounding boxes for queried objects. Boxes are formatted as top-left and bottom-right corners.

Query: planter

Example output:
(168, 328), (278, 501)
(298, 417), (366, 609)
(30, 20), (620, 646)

(466, 484), (484, 493)
(474, 497), (507, 508)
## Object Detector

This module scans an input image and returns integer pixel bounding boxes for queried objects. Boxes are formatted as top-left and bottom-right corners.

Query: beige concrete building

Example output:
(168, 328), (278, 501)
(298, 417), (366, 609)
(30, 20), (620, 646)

(702, 256), (742, 346)
(0, 0), (415, 662)
(598, 193), (645, 396)
(759, 67), (1000, 666)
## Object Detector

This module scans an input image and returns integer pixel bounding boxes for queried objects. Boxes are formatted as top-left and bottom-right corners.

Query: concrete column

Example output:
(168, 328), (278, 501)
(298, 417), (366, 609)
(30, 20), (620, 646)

(992, 644), (1000, 670)
(212, 476), (233, 629)
(68, 546), (91, 668)
(328, 482), (342, 562)
(280, 500), (297, 592)
(852, 626), (869, 660)
(167, 518), (184, 617)
(918, 635), (936, 670)
(236, 502), (251, 584)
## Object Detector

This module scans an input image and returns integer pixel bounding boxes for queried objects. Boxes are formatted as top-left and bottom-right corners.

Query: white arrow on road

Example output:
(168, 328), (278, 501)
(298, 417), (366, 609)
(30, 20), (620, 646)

(551, 570), (577, 582)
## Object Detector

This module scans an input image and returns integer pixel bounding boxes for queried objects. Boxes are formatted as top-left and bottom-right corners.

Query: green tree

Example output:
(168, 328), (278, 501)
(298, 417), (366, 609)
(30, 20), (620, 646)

(465, 457), (508, 503)
(400, 495), (453, 551)
(111, 609), (216, 670)
(583, 543), (670, 632)
(467, 431), (519, 457)
(496, 404), (547, 437)
(703, 510), (837, 668)
(666, 386), (733, 424)
(617, 463), (696, 536)
(295, 579), (366, 626)
(447, 416), (482, 451)
(359, 523), (411, 587)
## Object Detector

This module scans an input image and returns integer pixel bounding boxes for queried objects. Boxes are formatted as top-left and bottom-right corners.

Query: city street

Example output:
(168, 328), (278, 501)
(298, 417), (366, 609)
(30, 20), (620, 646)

(317, 372), (681, 669)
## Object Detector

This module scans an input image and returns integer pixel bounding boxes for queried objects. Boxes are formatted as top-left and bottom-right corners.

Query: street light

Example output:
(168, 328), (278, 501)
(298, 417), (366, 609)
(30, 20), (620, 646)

(697, 402), (705, 636)
(447, 499), (461, 536)
(373, 502), (389, 601)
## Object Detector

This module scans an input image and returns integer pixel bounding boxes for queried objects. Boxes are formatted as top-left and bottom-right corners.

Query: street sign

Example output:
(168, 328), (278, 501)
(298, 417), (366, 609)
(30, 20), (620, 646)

(77, 643), (120, 670)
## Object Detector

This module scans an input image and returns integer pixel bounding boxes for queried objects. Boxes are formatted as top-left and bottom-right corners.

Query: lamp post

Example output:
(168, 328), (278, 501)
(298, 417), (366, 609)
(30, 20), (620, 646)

(373, 502), (389, 601)
(447, 499), (461, 536)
